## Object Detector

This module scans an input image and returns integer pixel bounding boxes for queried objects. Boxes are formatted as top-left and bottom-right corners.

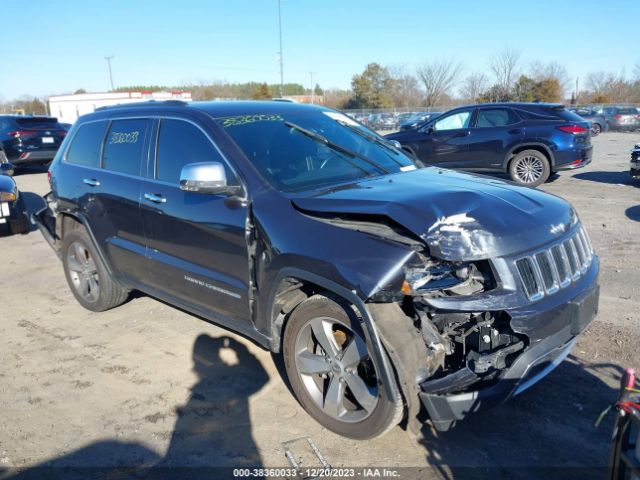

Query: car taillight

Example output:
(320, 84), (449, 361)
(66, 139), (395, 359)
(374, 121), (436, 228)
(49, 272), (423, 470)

(56, 130), (67, 137)
(47, 170), (52, 186)
(7, 130), (37, 137)
(557, 125), (588, 134)
(613, 114), (622, 120)
(0, 191), (16, 202)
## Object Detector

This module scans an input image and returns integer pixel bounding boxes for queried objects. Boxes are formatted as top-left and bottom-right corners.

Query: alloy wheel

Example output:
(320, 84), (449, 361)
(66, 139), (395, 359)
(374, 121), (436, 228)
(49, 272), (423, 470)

(514, 155), (544, 184)
(66, 241), (100, 303)
(294, 316), (379, 423)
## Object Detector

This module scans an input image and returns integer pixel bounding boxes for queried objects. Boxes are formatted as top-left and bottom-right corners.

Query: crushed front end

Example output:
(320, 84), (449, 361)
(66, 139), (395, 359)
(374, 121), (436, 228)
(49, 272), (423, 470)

(371, 219), (599, 431)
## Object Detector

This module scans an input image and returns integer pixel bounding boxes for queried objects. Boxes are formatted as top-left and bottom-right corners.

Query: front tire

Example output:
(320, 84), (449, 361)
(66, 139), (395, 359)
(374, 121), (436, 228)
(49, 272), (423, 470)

(62, 229), (128, 312)
(509, 150), (550, 187)
(282, 294), (403, 439)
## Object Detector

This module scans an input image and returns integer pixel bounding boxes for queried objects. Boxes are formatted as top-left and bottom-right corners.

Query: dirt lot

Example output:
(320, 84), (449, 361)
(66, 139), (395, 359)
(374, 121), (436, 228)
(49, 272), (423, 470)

(0, 132), (639, 479)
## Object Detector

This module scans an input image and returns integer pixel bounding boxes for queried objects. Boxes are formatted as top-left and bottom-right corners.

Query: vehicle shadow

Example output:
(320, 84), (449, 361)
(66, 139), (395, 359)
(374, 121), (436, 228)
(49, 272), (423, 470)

(571, 170), (637, 186)
(1, 334), (269, 480)
(418, 356), (620, 480)
(626, 205), (640, 222)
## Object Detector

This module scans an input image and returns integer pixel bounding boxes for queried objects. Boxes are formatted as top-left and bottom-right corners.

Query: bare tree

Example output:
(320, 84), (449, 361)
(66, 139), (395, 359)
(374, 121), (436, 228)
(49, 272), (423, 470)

(586, 70), (611, 94)
(415, 59), (463, 107)
(489, 47), (521, 100)
(634, 61), (640, 82)
(459, 72), (489, 103)
(387, 65), (422, 108)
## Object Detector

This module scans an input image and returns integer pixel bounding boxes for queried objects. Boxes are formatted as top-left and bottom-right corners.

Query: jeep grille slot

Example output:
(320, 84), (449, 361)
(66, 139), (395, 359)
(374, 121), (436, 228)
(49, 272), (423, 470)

(516, 225), (594, 301)
(516, 258), (542, 300)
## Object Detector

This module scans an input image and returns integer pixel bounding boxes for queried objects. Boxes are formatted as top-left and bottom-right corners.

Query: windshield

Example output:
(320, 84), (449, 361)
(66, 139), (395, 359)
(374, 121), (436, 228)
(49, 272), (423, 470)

(218, 109), (418, 192)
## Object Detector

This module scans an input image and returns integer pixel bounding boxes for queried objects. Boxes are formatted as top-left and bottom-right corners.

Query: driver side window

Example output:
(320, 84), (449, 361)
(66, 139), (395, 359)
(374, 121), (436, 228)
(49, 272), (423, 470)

(433, 110), (472, 131)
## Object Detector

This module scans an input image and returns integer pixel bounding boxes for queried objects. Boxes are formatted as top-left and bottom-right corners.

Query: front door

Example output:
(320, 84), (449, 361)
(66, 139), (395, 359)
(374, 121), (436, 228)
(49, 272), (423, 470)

(414, 109), (474, 167)
(140, 118), (251, 325)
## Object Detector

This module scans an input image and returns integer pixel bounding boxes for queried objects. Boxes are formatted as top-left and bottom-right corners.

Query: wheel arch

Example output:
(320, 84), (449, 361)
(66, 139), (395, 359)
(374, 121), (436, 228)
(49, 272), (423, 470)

(57, 211), (116, 277)
(266, 267), (400, 400)
(504, 143), (554, 170)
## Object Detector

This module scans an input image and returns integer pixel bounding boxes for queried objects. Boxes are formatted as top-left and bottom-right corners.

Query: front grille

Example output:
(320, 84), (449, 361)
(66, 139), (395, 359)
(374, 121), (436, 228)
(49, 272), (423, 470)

(515, 225), (594, 301)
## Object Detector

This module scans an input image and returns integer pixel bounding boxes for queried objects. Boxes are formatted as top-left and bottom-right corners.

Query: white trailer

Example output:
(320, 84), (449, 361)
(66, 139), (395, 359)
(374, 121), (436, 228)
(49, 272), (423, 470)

(48, 91), (192, 124)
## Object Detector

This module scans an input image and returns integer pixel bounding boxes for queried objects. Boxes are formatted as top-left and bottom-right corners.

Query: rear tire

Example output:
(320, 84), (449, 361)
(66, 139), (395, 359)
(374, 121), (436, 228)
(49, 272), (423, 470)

(62, 229), (128, 312)
(509, 150), (551, 187)
(282, 294), (403, 439)
(591, 123), (602, 136)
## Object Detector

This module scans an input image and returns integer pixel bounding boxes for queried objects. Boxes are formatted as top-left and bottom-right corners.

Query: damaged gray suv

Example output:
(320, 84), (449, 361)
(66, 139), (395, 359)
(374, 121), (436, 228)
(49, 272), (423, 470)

(35, 101), (599, 439)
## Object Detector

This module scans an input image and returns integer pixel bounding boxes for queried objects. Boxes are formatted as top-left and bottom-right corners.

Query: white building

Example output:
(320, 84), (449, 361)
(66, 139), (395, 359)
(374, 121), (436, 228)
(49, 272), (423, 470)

(48, 91), (193, 124)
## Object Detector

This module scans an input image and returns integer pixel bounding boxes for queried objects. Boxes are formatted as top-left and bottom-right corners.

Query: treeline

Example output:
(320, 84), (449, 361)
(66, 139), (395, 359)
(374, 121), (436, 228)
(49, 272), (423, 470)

(2, 47), (639, 115)
(114, 82), (315, 99)
(345, 48), (640, 109)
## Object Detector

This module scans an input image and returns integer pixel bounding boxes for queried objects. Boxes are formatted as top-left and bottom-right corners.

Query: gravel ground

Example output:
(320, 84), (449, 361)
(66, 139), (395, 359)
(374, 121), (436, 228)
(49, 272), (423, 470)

(0, 132), (639, 479)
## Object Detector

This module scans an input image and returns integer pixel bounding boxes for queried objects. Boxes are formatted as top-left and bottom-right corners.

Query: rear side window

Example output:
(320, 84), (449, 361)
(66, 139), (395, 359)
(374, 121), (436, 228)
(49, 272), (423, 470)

(103, 118), (150, 176)
(155, 119), (228, 184)
(555, 108), (586, 122)
(476, 108), (519, 127)
(66, 121), (107, 167)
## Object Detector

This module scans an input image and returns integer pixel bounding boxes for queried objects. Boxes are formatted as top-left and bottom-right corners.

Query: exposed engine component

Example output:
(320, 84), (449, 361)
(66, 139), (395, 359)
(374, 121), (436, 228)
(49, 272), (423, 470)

(413, 306), (526, 392)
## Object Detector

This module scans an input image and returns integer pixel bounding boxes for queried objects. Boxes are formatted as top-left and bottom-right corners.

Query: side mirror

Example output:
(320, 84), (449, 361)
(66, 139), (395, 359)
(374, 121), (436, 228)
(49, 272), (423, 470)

(388, 139), (402, 149)
(419, 124), (434, 135)
(180, 162), (231, 195)
(0, 161), (15, 176)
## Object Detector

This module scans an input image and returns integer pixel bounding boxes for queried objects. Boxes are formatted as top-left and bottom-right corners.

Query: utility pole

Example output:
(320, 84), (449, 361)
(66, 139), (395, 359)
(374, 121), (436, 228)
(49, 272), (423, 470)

(309, 71), (316, 104)
(575, 76), (579, 105)
(277, 0), (284, 97)
(105, 55), (115, 91)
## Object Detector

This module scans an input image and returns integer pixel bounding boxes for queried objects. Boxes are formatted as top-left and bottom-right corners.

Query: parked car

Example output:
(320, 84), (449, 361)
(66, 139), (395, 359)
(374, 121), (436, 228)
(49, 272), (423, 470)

(35, 100), (599, 438)
(370, 112), (397, 131)
(399, 111), (442, 131)
(631, 143), (640, 180)
(0, 115), (67, 167)
(385, 103), (593, 187)
(599, 106), (640, 131)
(567, 107), (607, 136)
(0, 161), (29, 235)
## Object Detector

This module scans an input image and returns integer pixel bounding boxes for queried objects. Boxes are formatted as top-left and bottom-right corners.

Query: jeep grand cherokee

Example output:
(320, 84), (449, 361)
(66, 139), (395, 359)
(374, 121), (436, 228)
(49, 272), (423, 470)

(34, 101), (599, 439)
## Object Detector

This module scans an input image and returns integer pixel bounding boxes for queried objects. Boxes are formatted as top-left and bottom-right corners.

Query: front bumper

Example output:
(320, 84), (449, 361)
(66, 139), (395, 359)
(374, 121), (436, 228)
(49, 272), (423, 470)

(419, 263), (599, 431)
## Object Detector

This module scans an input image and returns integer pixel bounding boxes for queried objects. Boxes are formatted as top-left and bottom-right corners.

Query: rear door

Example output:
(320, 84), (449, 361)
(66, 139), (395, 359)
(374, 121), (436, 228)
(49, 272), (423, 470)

(140, 117), (251, 325)
(413, 108), (473, 167)
(464, 107), (524, 170)
(85, 118), (151, 281)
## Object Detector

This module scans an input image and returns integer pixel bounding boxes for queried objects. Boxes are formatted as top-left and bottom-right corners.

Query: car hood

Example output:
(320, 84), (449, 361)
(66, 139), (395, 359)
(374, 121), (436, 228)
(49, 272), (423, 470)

(291, 168), (575, 261)
(0, 174), (17, 195)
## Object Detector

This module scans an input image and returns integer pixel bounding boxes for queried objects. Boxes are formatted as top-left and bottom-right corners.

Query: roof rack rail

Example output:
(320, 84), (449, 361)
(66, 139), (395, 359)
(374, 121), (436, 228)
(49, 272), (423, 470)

(95, 100), (189, 111)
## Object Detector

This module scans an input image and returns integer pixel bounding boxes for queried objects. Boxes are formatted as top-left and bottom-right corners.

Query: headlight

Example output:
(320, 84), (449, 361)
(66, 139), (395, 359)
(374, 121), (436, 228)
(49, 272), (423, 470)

(402, 260), (493, 296)
(0, 191), (16, 202)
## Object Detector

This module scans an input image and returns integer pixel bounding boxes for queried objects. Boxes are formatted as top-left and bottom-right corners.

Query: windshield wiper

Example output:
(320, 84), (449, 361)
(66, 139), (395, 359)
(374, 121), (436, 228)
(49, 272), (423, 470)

(284, 121), (390, 174)
(334, 120), (406, 167)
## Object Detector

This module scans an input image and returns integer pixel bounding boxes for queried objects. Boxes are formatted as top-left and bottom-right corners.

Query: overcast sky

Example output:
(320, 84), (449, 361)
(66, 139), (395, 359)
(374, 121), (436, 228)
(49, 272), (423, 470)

(2, 0), (638, 99)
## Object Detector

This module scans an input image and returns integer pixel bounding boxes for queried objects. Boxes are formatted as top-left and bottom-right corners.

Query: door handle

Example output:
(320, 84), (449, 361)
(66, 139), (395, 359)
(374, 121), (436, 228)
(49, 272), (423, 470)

(508, 129), (522, 134)
(83, 178), (100, 187)
(144, 193), (167, 204)
(455, 130), (470, 138)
